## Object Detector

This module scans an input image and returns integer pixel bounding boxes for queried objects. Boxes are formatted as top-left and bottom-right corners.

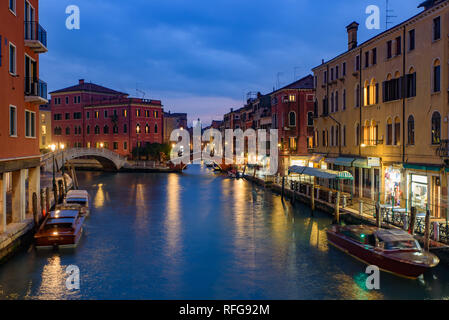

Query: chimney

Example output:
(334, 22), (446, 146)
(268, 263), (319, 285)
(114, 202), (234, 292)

(79, 79), (85, 85)
(346, 22), (359, 50)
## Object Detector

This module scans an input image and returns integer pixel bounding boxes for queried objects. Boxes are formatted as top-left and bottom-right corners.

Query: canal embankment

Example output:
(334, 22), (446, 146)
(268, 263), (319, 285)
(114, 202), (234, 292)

(244, 174), (449, 266)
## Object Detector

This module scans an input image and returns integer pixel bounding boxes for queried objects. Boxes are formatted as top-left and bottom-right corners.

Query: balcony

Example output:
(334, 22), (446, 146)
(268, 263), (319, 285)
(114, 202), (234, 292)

(437, 140), (449, 157)
(25, 77), (48, 104)
(24, 21), (48, 53)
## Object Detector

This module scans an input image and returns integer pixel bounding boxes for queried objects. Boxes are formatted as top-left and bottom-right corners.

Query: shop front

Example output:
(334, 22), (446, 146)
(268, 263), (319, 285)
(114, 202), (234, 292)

(384, 166), (403, 206)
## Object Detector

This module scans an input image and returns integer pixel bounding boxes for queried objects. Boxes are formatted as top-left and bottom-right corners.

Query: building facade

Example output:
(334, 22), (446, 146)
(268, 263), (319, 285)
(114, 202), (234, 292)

(0, 0), (48, 232)
(50, 80), (164, 156)
(39, 104), (51, 149)
(312, 0), (449, 219)
(163, 111), (187, 144)
(271, 75), (315, 175)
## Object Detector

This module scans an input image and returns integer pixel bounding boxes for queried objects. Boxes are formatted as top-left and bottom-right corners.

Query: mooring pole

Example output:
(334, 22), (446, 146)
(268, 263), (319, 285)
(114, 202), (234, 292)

(281, 176), (285, 200)
(375, 202), (381, 228)
(334, 191), (340, 224)
(409, 206), (416, 235)
(424, 207), (431, 252)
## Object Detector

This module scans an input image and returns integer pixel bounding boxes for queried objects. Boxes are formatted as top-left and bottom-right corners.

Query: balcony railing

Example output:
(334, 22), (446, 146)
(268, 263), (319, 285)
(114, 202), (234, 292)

(24, 21), (47, 53)
(25, 77), (48, 103)
(437, 139), (449, 157)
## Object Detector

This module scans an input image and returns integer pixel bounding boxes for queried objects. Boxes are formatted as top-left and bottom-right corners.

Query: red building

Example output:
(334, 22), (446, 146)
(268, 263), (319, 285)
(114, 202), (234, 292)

(1, 0), (47, 232)
(270, 75), (315, 175)
(50, 80), (163, 156)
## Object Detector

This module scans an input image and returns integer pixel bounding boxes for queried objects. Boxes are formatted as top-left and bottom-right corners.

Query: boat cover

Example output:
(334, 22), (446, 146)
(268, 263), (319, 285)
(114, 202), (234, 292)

(375, 229), (415, 242)
(288, 166), (354, 180)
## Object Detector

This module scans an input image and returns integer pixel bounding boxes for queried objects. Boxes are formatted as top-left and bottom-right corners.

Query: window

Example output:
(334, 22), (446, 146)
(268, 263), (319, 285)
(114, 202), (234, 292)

(330, 92), (334, 112)
(289, 95), (296, 102)
(335, 91), (339, 111)
(386, 118), (393, 145)
(431, 112), (441, 145)
(113, 142), (118, 150)
(54, 113), (62, 121)
(406, 68), (416, 98)
(433, 59), (441, 93)
(288, 112), (296, 127)
(387, 40), (392, 59)
(394, 117), (400, 146)
(322, 130), (326, 146)
(9, 106), (16, 136)
(331, 126), (334, 146)
(355, 55), (360, 71)
(364, 52), (369, 68)
(54, 127), (62, 135)
(104, 125), (109, 134)
(65, 113), (70, 120)
(408, 115), (415, 145)
(343, 90), (346, 110)
(154, 111), (159, 118)
(372, 48), (377, 65)
(154, 123), (158, 133)
(95, 111), (99, 119)
(365, 78), (378, 106)
(66, 127), (70, 135)
(94, 125), (100, 134)
(87, 125), (90, 135)
(9, 43), (16, 74)
(395, 36), (401, 55)
(343, 126), (346, 146)
(136, 109), (141, 117)
(113, 125), (118, 134)
(342, 62), (346, 76)
(9, 0), (16, 13)
(104, 110), (108, 118)
(330, 68), (334, 81)
(136, 124), (141, 134)
(65, 97), (69, 104)
(124, 141), (128, 150)
(124, 124), (128, 133)
(323, 71), (328, 84)
(289, 137), (297, 151)
(74, 112), (82, 119)
(25, 110), (35, 138)
(307, 112), (314, 126)
(123, 109), (128, 117)
(383, 73), (402, 102)
(86, 112), (90, 119)
(433, 17), (441, 41)
(336, 66), (339, 79)
(409, 29), (415, 51)
(145, 124), (149, 134)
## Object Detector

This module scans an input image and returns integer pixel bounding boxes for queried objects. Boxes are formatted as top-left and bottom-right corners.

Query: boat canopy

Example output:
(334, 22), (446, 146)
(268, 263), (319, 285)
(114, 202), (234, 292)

(375, 229), (415, 242)
(288, 166), (354, 180)
(66, 190), (89, 198)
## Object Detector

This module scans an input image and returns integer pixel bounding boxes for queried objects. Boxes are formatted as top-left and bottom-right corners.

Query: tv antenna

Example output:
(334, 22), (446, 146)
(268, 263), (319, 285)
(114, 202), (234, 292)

(136, 83), (146, 99)
(276, 72), (284, 90)
(293, 67), (302, 81)
(386, 0), (397, 30)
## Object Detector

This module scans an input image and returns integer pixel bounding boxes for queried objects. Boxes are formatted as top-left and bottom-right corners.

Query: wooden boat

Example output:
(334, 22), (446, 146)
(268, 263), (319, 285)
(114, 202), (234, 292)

(34, 209), (85, 248)
(64, 190), (90, 216)
(326, 225), (440, 279)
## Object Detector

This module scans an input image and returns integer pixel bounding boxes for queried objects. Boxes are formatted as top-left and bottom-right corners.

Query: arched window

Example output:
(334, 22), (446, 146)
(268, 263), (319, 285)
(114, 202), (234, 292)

(95, 125), (100, 135)
(307, 112), (314, 126)
(431, 112), (441, 145)
(386, 118), (392, 145)
(363, 80), (369, 106)
(86, 125), (90, 135)
(363, 120), (370, 145)
(407, 115), (415, 145)
(394, 117), (400, 146)
(145, 124), (149, 134)
(113, 125), (118, 134)
(335, 91), (339, 111)
(104, 125), (109, 134)
(407, 67), (417, 98)
(123, 124), (128, 134)
(433, 59), (441, 93)
(288, 111), (296, 127)
(371, 120), (378, 145)
(369, 78), (378, 105)
(154, 124), (158, 134)
(136, 124), (141, 134)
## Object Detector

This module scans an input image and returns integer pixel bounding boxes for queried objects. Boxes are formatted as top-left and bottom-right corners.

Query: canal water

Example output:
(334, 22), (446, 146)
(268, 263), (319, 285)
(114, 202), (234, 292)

(1, 165), (449, 300)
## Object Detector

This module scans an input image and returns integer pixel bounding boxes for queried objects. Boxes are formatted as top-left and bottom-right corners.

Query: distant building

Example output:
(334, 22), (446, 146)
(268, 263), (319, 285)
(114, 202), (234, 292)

(50, 80), (163, 156)
(163, 111), (188, 144)
(39, 104), (52, 149)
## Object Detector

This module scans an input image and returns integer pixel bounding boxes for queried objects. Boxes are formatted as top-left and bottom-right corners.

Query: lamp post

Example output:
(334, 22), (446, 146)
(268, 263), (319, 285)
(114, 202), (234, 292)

(60, 144), (67, 196)
(50, 144), (57, 207)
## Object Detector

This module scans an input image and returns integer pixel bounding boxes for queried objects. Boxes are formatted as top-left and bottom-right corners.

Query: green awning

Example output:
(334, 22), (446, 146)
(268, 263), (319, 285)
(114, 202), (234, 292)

(403, 163), (441, 172)
(334, 157), (355, 167)
(353, 158), (370, 168)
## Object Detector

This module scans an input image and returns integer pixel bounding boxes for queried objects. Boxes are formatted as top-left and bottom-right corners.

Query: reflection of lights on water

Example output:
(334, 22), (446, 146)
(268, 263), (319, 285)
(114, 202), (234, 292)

(35, 256), (66, 300)
(166, 174), (181, 254)
(94, 183), (105, 208)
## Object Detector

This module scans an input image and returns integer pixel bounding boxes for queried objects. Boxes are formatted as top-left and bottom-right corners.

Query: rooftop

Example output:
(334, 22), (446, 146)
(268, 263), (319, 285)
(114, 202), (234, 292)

(49, 79), (128, 96)
(270, 75), (314, 95)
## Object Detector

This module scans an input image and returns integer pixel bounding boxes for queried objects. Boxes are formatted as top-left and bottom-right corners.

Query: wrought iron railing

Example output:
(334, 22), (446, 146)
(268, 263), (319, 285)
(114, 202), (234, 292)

(24, 21), (47, 47)
(25, 77), (47, 100)
(436, 139), (449, 157)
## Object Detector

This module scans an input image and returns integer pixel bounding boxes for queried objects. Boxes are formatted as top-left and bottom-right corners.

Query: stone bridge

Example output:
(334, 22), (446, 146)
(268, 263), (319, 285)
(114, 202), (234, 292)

(41, 148), (128, 172)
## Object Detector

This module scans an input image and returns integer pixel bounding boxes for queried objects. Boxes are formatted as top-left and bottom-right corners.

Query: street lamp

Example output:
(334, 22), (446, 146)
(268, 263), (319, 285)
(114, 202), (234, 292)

(100, 142), (104, 148)
(50, 144), (57, 205)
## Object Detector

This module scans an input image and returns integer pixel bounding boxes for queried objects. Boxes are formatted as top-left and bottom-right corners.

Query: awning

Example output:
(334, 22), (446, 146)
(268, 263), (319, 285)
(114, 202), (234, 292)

(353, 158), (371, 168)
(334, 157), (355, 167)
(404, 163), (441, 172)
(288, 166), (353, 180)
(310, 154), (324, 162)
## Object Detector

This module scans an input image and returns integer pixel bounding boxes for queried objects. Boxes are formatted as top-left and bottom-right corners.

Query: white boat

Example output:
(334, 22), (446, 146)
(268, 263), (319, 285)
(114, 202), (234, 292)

(62, 190), (90, 217)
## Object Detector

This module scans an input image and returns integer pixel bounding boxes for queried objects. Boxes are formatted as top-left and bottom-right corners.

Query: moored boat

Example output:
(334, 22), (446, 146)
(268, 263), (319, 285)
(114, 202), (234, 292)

(326, 225), (440, 279)
(34, 209), (85, 248)
(63, 190), (90, 216)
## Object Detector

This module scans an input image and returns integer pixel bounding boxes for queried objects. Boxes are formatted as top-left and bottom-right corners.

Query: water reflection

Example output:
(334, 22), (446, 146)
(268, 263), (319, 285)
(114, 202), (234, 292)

(165, 174), (181, 256)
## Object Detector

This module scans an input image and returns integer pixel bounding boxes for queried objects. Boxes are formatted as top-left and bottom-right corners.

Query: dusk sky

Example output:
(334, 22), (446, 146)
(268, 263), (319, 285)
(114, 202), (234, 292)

(40, 0), (422, 126)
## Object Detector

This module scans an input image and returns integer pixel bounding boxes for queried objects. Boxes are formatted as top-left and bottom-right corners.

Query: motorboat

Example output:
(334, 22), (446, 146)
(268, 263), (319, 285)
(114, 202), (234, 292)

(34, 209), (85, 248)
(326, 225), (440, 279)
(63, 190), (90, 216)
